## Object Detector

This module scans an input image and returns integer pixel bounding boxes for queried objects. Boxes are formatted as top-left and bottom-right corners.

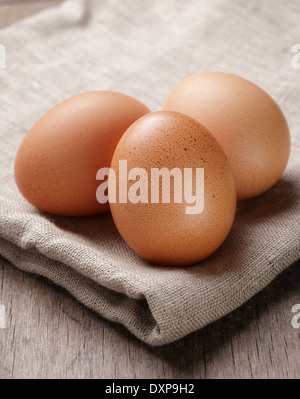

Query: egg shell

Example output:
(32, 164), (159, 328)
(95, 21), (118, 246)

(109, 111), (237, 266)
(162, 72), (291, 200)
(14, 91), (150, 216)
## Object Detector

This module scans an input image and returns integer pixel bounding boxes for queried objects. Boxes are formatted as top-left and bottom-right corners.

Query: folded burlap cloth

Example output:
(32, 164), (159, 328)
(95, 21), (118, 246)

(0, 0), (299, 346)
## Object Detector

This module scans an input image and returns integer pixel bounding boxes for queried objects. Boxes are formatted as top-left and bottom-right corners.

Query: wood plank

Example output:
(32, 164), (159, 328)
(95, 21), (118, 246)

(1, 255), (300, 379)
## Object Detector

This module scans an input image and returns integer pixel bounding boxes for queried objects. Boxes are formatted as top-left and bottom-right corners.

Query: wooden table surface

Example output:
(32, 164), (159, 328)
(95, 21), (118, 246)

(1, 1), (300, 379)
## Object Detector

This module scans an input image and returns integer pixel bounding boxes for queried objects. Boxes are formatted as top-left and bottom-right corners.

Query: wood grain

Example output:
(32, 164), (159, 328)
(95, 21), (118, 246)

(0, 1), (300, 379)
(1, 255), (300, 379)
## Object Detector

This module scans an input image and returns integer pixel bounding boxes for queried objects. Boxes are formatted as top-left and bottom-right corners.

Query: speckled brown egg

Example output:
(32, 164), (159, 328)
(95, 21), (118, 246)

(14, 91), (150, 216)
(162, 72), (291, 200)
(109, 111), (236, 266)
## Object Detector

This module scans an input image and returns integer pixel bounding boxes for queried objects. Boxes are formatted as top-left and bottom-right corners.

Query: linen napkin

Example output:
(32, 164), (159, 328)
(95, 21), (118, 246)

(0, 0), (299, 345)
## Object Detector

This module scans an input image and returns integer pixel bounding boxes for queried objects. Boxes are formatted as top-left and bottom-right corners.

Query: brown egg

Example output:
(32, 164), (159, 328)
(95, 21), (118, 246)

(109, 111), (236, 266)
(14, 91), (150, 216)
(162, 72), (291, 200)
